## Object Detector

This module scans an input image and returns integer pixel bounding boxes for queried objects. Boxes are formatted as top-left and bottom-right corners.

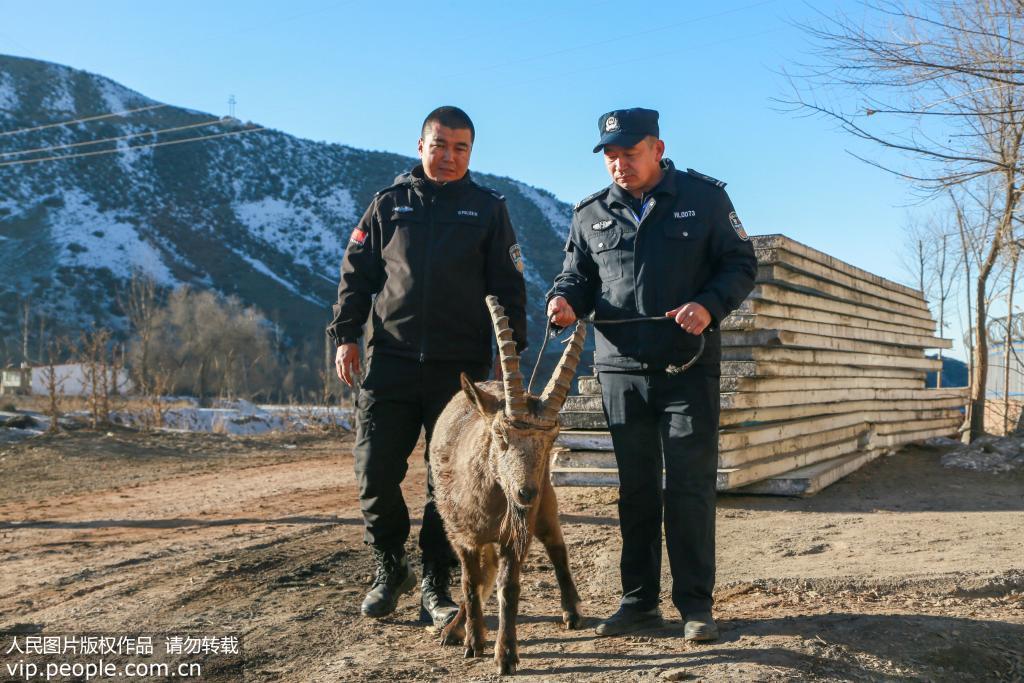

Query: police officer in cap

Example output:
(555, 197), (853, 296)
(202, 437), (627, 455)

(547, 108), (756, 641)
(329, 106), (527, 627)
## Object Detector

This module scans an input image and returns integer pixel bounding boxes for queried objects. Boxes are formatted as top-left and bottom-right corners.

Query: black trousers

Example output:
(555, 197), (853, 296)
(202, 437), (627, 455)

(353, 353), (490, 566)
(599, 368), (720, 615)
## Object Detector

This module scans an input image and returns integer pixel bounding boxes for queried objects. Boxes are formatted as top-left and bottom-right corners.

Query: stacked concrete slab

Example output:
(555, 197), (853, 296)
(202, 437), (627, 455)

(552, 234), (967, 496)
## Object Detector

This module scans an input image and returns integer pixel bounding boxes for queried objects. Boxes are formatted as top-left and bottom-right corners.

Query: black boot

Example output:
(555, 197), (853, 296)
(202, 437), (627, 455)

(683, 611), (719, 642)
(595, 605), (664, 637)
(419, 561), (459, 628)
(361, 549), (416, 618)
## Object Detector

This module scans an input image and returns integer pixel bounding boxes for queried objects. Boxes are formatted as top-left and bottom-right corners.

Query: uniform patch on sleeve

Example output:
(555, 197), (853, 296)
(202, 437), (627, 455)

(728, 212), (748, 241)
(350, 228), (367, 246)
(509, 243), (524, 273)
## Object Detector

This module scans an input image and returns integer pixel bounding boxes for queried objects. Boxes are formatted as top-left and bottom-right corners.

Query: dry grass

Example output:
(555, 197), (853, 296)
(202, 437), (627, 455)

(4, 394), (196, 415)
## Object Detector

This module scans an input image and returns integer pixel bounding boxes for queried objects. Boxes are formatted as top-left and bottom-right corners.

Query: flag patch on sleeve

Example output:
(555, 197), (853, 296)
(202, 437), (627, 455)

(350, 228), (367, 246)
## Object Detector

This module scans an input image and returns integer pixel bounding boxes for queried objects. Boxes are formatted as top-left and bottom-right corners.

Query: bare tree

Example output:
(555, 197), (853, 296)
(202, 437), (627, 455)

(20, 296), (30, 364)
(785, 0), (1024, 438)
(118, 272), (159, 394)
(145, 363), (173, 430)
(902, 211), (964, 388)
(900, 215), (935, 294)
(80, 329), (113, 429)
(42, 338), (66, 434)
(133, 287), (281, 401)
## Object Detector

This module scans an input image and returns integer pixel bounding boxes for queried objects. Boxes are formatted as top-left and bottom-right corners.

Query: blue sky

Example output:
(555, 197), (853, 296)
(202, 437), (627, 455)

(0, 0), (964, 357)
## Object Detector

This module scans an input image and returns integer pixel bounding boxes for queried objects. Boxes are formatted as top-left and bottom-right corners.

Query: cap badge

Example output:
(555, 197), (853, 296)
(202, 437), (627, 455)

(604, 116), (619, 132)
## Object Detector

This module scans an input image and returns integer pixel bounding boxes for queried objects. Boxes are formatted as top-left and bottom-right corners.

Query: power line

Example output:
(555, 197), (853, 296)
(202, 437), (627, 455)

(0, 118), (227, 158)
(0, 126), (267, 168)
(0, 103), (168, 138)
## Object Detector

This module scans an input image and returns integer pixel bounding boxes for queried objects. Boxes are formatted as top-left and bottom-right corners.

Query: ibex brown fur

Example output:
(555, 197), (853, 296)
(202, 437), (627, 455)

(430, 296), (586, 675)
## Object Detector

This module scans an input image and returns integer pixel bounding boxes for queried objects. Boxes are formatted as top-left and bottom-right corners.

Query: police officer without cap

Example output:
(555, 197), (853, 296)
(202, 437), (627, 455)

(547, 108), (756, 641)
(328, 106), (527, 627)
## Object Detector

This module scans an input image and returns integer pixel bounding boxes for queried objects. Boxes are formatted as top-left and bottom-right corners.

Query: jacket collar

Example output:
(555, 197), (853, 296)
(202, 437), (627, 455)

(401, 164), (473, 197)
(607, 158), (678, 207)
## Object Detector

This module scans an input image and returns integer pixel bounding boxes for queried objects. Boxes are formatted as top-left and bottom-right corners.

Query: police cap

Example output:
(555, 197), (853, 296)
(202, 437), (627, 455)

(593, 108), (659, 153)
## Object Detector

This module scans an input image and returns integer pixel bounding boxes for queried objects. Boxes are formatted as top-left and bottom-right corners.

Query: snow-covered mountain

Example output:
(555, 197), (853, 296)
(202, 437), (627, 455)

(0, 55), (571, 365)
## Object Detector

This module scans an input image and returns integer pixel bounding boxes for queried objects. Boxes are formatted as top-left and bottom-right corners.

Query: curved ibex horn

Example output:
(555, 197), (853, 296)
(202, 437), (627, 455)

(537, 320), (587, 424)
(485, 295), (529, 419)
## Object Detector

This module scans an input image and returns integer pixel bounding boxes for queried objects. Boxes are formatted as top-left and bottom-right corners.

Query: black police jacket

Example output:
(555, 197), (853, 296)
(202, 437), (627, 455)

(327, 165), (528, 364)
(548, 159), (757, 372)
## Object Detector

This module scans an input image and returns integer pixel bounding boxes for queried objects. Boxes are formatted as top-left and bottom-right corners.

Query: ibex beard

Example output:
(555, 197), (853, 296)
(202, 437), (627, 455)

(430, 296), (586, 675)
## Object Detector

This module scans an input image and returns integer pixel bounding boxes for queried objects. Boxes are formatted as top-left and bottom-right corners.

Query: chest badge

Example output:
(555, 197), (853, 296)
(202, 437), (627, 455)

(591, 219), (614, 231)
(393, 206), (413, 213)
(674, 210), (696, 219)
(457, 209), (478, 217)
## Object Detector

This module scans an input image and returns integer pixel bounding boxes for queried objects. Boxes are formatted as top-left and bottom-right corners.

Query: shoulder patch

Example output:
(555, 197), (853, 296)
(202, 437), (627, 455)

(574, 188), (608, 212)
(374, 179), (412, 197)
(477, 185), (505, 201)
(686, 168), (727, 189)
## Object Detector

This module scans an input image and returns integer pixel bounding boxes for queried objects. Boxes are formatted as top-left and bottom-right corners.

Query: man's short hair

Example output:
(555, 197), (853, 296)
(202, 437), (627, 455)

(422, 106), (475, 142)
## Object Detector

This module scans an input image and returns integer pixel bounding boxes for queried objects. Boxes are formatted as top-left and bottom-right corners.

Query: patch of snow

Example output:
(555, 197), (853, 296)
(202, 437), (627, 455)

(0, 71), (18, 112)
(114, 136), (153, 174)
(48, 188), (177, 285)
(95, 77), (134, 112)
(319, 185), (358, 221)
(44, 67), (75, 112)
(232, 187), (357, 276)
(515, 182), (571, 238)
(940, 434), (1024, 473)
(233, 248), (327, 307)
(0, 411), (88, 444)
(0, 198), (23, 218)
(109, 403), (352, 434)
(521, 262), (548, 290)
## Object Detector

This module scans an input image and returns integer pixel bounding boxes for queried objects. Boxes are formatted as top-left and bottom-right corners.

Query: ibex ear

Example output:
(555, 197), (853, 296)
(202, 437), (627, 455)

(461, 373), (499, 416)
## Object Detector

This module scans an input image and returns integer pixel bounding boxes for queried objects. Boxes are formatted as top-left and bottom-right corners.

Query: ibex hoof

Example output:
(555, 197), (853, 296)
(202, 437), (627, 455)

(563, 610), (583, 630)
(464, 645), (483, 659)
(440, 622), (465, 646)
(497, 657), (518, 675)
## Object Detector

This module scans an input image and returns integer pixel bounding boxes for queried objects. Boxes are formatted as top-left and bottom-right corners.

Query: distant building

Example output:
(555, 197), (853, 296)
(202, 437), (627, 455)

(1, 363), (133, 397)
(0, 365), (30, 396)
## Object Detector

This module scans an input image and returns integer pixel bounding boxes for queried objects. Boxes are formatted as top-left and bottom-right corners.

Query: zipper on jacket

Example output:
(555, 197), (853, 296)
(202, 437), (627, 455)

(626, 196), (656, 227)
(418, 194), (437, 362)
(632, 196), (655, 321)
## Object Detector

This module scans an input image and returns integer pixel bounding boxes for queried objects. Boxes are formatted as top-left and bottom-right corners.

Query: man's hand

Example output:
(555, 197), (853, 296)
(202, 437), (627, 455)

(667, 302), (711, 335)
(547, 296), (578, 328)
(335, 343), (361, 386)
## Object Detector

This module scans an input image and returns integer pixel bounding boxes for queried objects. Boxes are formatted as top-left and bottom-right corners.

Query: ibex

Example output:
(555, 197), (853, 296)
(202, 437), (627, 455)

(429, 296), (586, 675)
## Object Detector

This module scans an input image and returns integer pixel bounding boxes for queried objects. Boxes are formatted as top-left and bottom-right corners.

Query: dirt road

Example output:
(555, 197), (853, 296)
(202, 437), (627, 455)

(1, 428), (1022, 681)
